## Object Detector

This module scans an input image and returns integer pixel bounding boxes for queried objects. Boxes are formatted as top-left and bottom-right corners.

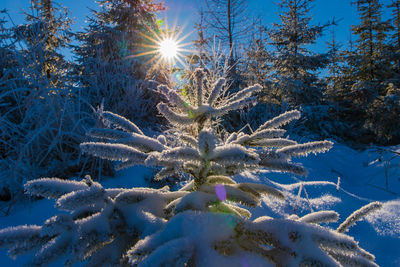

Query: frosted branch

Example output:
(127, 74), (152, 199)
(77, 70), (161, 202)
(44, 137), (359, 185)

(207, 77), (226, 105)
(160, 147), (200, 162)
(298, 211), (339, 224)
(80, 142), (147, 162)
(157, 103), (193, 126)
(206, 175), (236, 185)
(211, 144), (259, 166)
(25, 178), (88, 199)
(198, 129), (218, 157)
(101, 111), (143, 135)
(245, 138), (297, 147)
(117, 132), (165, 152)
(256, 110), (301, 131)
(180, 134), (198, 147)
(194, 68), (205, 106)
(87, 128), (132, 140)
(337, 202), (382, 233)
(212, 97), (257, 116)
(277, 140), (333, 157)
(158, 84), (190, 111)
(228, 84), (262, 103)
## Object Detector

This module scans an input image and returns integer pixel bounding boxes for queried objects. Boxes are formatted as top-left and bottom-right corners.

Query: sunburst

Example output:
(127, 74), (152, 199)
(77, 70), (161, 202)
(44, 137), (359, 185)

(127, 18), (194, 72)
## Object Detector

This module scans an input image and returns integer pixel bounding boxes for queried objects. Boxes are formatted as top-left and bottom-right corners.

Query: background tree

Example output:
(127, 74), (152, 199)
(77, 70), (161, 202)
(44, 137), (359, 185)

(388, 0), (400, 80)
(331, 0), (399, 144)
(72, 0), (165, 127)
(244, 20), (270, 90)
(268, 0), (329, 107)
(14, 0), (72, 87)
(350, 0), (391, 84)
(0, 2), (92, 202)
(269, 0), (328, 106)
(203, 0), (253, 80)
(259, 0), (333, 142)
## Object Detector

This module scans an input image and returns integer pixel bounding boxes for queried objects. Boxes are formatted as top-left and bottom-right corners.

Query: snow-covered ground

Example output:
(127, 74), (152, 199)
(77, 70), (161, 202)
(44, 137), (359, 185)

(0, 141), (399, 266)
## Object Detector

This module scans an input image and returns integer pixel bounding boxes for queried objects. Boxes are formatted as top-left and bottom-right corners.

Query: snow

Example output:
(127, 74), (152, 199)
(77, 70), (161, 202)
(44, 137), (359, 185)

(1, 142), (399, 266)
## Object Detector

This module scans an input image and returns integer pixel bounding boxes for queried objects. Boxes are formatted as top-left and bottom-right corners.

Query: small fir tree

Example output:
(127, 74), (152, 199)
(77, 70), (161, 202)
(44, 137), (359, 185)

(0, 69), (381, 266)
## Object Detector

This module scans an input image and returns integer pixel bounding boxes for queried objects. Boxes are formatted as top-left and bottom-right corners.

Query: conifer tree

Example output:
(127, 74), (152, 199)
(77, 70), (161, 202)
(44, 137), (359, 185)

(268, 0), (329, 107)
(14, 0), (72, 87)
(336, 0), (399, 144)
(342, 0), (390, 109)
(388, 0), (400, 79)
(323, 20), (355, 140)
(350, 0), (391, 85)
(73, 0), (165, 125)
(245, 23), (270, 90)
(0, 69), (380, 266)
(326, 20), (343, 95)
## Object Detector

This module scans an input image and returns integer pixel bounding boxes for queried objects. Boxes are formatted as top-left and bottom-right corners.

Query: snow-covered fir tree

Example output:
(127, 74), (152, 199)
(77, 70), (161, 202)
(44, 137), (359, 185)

(14, 0), (72, 87)
(388, 0), (400, 75)
(0, 68), (381, 266)
(327, 0), (400, 144)
(245, 23), (271, 91)
(350, 0), (391, 84)
(268, 0), (329, 107)
(72, 0), (165, 126)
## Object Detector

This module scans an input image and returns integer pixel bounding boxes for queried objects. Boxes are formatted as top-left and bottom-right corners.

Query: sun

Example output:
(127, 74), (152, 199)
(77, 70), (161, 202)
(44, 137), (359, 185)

(159, 38), (178, 60)
(127, 18), (193, 71)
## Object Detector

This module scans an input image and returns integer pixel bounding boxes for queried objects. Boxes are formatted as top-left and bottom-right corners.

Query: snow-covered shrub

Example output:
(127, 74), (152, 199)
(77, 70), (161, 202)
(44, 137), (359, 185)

(0, 69), (380, 266)
(0, 8), (103, 201)
(0, 84), (93, 200)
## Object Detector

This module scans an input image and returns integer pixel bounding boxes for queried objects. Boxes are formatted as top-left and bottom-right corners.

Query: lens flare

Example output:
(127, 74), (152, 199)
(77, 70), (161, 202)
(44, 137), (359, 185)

(215, 184), (227, 201)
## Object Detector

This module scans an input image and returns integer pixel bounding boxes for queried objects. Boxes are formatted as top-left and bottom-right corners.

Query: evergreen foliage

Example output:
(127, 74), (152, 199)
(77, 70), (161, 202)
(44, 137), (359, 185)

(268, 0), (329, 107)
(325, 0), (400, 144)
(0, 69), (380, 266)
(350, 0), (391, 83)
(72, 0), (166, 127)
(14, 0), (72, 87)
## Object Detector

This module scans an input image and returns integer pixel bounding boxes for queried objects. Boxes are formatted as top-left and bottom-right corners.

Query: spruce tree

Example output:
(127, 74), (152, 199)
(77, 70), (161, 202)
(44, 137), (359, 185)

(245, 23), (270, 91)
(14, 0), (72, 87)
(350, 0), (391, 84)
(72, 0), (165, 126)
(268, 0), (329, 107)
(0, 69), (380, 266)
(337, 0), (399, 144)
(388, 0), (400, 80)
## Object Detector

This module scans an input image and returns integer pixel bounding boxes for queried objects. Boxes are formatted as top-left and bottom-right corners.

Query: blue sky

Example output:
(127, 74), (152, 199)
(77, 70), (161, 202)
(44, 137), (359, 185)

(1, 0), (392, 56)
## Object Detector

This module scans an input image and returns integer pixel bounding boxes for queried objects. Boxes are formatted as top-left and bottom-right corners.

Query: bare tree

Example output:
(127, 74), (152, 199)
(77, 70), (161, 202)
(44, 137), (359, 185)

(203, 0), (253, 70)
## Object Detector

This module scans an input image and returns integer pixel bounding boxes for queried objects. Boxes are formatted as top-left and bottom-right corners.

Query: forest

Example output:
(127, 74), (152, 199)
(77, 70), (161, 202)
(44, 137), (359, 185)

(0, 0), (399, 266)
